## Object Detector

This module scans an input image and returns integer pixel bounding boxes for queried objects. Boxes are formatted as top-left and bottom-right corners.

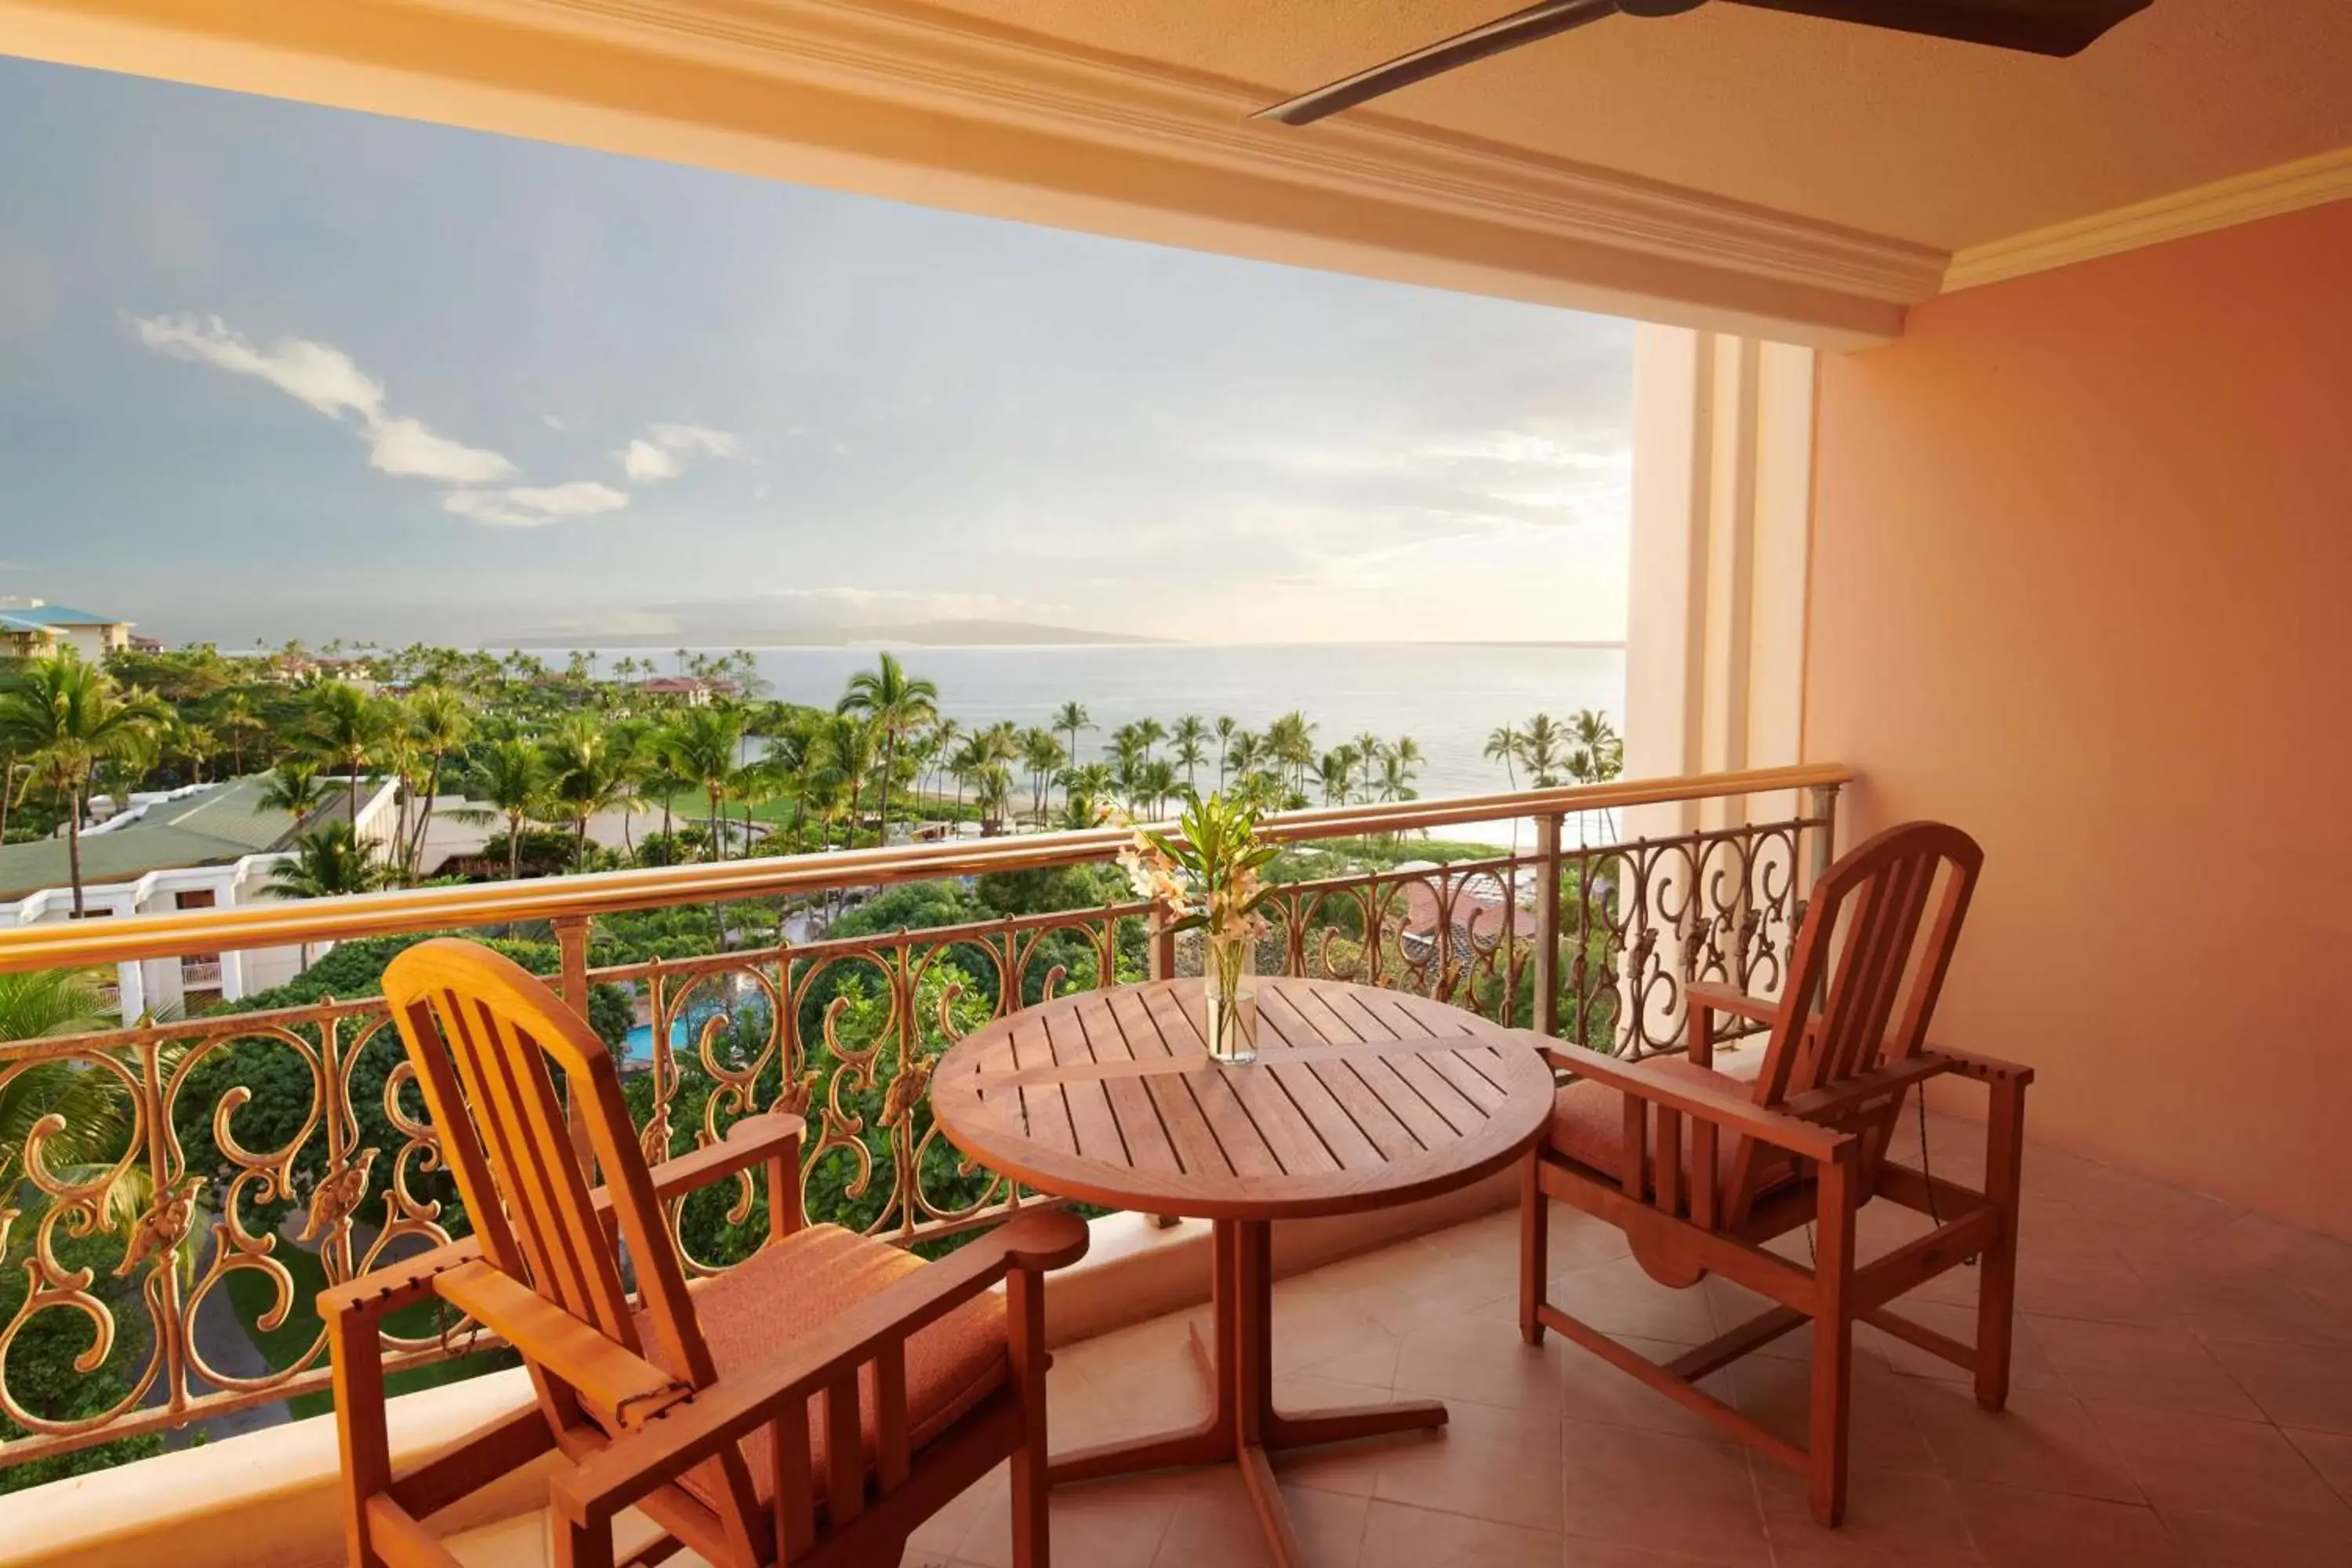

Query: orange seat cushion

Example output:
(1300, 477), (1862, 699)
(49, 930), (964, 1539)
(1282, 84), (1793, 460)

(648, 1223), (1009, 1512)
(1545, 1058), (1796, 1192)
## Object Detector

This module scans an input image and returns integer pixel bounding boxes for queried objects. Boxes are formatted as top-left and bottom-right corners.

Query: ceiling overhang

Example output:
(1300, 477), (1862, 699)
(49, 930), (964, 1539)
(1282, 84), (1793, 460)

(0, 0), (1949, 347)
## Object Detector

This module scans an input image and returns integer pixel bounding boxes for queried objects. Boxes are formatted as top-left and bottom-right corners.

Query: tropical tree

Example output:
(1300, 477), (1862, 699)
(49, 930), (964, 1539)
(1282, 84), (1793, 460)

(0, 650), (167, 916)
(401, 685), (472, 880)
(1566, 709), (1624, 784)
(1214, 716), (1239, 789)
(303, 680), (394, 826)
(1318, 748), (1356, 807)
(254, 757), (329, 825)
(663, 706), (749, 863)
(817, 715), (873, 845)
(468, 737), (550, 880)
(836, 653), (938, 847)
(1171, 716), (1208, 793)
(1485, 722), (1524, 789)
(0, 969), (172, 1243)
(1266, 711), (1316, 798)
(1518, 712), (1566, 789)
(1018, 727), (1065, 822)
(1051, 701), (1094, 772)
(543, 715), (631, 871)
(1057, 762), (1116, 825)
(212, 691), (266, 775)
(270, 821), (387, 898)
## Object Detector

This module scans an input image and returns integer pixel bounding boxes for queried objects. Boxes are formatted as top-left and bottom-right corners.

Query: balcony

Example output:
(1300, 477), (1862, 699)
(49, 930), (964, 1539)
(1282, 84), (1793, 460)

(7, 769), (2349, 1566)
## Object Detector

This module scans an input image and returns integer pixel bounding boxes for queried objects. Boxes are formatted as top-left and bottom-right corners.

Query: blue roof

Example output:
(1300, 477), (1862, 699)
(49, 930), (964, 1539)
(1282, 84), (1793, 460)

(0, 604), (123, 628)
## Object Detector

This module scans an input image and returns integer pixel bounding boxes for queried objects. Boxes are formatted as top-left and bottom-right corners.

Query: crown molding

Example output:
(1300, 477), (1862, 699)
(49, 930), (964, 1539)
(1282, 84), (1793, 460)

(1943, 146), (2352, 293)
(3, 0), (1943, 345)
(479, 0), (1948, 307)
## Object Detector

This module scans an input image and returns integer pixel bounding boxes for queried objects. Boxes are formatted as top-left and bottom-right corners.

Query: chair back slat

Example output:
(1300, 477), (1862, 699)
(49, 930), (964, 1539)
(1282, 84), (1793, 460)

(1726, 822), (1980, 1225)
(382, 941), (720, 1405)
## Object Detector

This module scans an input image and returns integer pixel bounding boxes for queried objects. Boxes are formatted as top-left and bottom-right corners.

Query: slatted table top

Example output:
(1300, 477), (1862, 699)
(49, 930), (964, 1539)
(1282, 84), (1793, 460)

(930, 977), (1556, 1221)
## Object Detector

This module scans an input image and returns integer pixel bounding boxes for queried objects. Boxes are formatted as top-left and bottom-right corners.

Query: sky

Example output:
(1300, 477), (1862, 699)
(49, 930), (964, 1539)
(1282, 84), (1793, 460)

(0, 57), (1633, 648)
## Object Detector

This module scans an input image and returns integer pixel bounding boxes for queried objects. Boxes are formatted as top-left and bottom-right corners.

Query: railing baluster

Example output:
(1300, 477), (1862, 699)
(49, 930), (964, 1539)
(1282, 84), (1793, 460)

(1534, 815), (1563, 1040)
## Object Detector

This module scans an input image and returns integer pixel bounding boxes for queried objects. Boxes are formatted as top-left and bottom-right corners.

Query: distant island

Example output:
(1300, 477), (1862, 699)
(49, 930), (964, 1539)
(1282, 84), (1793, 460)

(510, 619), (1174, 649)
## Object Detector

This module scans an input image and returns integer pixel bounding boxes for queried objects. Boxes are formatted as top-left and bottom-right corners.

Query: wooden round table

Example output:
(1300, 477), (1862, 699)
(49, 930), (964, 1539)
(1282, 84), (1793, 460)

(930, 975), (1555, 1567)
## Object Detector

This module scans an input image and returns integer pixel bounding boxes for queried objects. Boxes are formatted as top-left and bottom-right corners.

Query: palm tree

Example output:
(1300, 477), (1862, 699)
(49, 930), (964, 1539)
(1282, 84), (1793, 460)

(1051, 701), (1094, 772)
(212, 691), (266, 775)
(817, 715), (873, 846)
(1018, 727), (1065, 822)
(1214, 716), (1239, 789)
(469, 737), (549, 880)
(837, 653), (939, 847)
(971, 761), (1014, 833)
(0, 650), (167, 916)
(270, 821), (387, 898)
(0, 969), (162, 1243)
(1566, 710), (1624, 784)
(255, 757), (329, 825)
(1318, 747), (1356, 806)
(665, 705), (750, 862)
(1485, 723), (1525, 789)
(304, 680), (393, 826)
(1056, 762), (1116, 826)
(1134, 717), (1167, 764)
(543, 715), (630, 871)
(1171, 715), (1208, 793)
(401, 685), (472, 880)
(1267, 711), (1316, 798)
(1519, 712), (1566, 789)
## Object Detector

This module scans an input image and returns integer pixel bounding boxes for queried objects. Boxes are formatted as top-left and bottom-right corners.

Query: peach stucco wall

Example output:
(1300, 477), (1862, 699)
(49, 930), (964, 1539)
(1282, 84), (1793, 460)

(1805, 198), (2352, 1238)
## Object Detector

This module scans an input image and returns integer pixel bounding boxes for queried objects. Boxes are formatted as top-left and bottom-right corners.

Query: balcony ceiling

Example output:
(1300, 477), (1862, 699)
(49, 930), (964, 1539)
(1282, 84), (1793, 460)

(914, 0), (2352, 252)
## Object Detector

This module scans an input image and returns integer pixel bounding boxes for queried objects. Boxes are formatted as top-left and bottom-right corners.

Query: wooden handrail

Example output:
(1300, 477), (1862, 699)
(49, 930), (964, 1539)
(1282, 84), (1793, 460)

(0, 764), (1850, 974)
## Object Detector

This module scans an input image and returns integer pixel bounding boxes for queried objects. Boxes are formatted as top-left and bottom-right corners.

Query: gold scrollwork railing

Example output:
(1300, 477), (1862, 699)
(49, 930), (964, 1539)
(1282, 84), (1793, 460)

(0, 767), (1846, 1473)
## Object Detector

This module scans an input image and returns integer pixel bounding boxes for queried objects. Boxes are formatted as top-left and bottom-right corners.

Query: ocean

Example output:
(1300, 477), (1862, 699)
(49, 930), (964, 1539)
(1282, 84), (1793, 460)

(605, 641), (1624, 819)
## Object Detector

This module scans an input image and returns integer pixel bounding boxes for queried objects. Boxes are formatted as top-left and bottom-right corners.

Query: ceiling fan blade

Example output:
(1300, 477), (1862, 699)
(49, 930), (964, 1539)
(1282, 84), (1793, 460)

(1254, 0), (1624, 126)
(1722, 0), (2151, 56)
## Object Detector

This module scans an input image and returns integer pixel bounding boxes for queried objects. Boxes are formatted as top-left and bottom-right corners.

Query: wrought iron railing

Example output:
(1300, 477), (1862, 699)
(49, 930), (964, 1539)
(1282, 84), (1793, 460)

(0, 767), (1844, 1472)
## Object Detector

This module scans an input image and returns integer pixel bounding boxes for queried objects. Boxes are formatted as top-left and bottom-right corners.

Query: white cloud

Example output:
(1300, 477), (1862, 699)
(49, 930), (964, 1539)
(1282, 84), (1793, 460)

(365, 415), (516, 484)
(441, 481), (629, 528)
(648, 423), (739, 458)
(619, 438), (680, 482)
(618, 422), (742, 482)
(541, 413), (567, 431)
(129, 313), (517, 483)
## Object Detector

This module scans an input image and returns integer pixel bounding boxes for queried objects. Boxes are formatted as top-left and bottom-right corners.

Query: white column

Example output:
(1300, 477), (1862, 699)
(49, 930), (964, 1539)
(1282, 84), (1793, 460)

(1624, 325), (1817, 837)
(114, 957), (145, 1021)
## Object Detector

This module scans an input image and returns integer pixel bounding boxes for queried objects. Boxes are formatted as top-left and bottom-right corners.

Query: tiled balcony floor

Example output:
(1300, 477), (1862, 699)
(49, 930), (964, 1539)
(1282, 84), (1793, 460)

(903, 1110), (2352, 1568)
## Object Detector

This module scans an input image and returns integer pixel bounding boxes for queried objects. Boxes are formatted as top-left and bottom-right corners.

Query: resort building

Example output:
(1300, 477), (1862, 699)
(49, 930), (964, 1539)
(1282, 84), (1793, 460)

(0, 774), (400, 1016)
(0, 599), (135, 660)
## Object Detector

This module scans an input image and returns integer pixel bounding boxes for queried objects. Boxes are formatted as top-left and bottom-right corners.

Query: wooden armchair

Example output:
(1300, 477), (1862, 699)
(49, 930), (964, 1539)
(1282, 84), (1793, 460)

(325, 938), (1087, 1568)
(1517, 822), (2031, 1526)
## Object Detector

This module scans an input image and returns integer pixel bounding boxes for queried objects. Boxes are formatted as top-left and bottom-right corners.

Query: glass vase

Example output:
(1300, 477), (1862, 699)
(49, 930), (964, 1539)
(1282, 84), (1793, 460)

(1202, 927), (1259, 1065)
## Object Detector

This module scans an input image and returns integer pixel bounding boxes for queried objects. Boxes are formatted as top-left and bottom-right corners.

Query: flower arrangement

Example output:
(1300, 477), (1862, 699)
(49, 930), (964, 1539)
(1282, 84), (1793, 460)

(1116, 791), (1278, 1062)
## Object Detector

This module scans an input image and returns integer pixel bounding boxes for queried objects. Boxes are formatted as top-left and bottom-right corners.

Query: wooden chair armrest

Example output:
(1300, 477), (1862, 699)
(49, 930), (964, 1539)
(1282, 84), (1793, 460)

(1682, 982), (1783, 1025)
(1921, 1046), (2035, 1086)
(590, 1111), (805, 1221)
(1781, 1053), (1951, 1120)
(318, 1235), (484, 1319)
(649, 1110), (804, 1202)
(1526, 1035), (1854, 1163)
(551, 1210), (1089, 1527)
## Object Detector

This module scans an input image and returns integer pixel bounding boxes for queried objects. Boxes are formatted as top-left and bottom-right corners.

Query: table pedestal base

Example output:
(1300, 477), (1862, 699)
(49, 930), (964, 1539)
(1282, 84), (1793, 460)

(1047, 1219), (1446, 1566)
